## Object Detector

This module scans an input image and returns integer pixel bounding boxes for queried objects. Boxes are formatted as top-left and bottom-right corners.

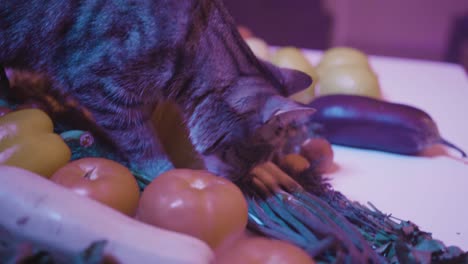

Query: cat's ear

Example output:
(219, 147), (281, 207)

(261, 96), (315, 125)
(261, 60), (313, 96)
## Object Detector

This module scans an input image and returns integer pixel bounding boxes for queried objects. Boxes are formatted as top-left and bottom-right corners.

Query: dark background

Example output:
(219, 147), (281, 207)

(223, 0), (332, 50)
(223, 0), (468, 72)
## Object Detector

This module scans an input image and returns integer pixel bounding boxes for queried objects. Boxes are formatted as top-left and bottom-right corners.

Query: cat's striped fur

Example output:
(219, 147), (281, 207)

(0, 0), (313, 183)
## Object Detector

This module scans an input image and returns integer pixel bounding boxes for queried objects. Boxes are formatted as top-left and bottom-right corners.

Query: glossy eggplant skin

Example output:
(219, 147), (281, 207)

(306, 94), (466, 157)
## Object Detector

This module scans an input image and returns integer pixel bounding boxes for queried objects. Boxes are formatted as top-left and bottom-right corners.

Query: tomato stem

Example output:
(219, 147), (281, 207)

(83, 167), (97, 180)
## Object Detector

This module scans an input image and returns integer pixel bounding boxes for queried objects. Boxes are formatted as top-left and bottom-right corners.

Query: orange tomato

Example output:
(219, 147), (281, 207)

(215, 237), (315, 264)
(136, 169), (248, 249)
(50, 157), (140, 216)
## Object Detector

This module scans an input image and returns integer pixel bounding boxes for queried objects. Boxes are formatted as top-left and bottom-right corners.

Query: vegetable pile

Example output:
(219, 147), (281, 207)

(0, 72), (314, 263)
(2, 34), (468, 264)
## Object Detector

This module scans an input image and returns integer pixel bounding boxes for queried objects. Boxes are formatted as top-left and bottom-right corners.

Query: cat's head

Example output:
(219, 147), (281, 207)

(202, 66), (315, 183)
(202, 96), (314, 183)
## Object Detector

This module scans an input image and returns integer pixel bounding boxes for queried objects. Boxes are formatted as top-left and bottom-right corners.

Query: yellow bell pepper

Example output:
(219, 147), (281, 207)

(0, 109), (71, 178)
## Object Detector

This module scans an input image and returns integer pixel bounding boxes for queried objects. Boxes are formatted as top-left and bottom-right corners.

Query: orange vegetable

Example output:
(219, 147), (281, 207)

(51, 157), (140, 216)
(215, 237), (315, 264)
(136, 169), (248, 249)
(300, 137), (334, 174)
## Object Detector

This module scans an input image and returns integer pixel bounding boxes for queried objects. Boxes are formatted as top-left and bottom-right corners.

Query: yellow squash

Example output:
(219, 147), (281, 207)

(0, 108), (71, 177)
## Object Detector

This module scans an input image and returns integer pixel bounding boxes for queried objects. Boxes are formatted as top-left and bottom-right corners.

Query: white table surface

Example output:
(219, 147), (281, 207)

(302, 50), (468, 251)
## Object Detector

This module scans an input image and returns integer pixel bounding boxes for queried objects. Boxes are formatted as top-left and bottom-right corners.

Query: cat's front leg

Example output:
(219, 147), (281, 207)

(72, 95), (174, 184)
(112, 120), (175, 186)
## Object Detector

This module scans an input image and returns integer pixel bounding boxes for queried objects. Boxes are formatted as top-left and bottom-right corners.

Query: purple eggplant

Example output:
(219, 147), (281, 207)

(306, 94), (466, 157)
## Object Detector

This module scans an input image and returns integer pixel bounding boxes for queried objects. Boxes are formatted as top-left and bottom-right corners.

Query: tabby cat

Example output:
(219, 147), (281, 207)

(0, 0), (314, 183)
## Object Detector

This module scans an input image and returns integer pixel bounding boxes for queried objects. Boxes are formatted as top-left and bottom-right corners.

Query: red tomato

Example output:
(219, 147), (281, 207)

(215, 237), (315, 264)
(136, 169), (248, 249)
(50, 157), (140, 216)
(300, 137), (334, 174)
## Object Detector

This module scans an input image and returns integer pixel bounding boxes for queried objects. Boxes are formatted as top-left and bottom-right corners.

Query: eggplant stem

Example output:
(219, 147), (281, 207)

(439, 138), (467, 158)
